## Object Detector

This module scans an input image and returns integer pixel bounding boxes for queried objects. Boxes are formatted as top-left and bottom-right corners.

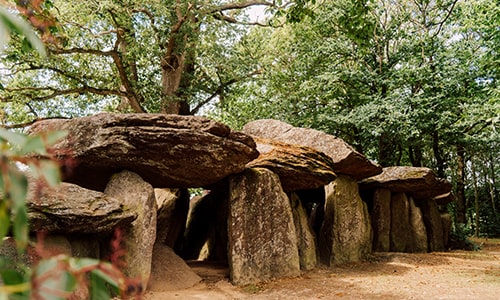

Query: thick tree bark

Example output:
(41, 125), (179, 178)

(161, 52), (189, 114)
(159, 2), (196, 115)
(485, 154), (497, 214)
(455, 145), (467, 224)
(489, 154), (498, 212)
(471, 158), (480, 237)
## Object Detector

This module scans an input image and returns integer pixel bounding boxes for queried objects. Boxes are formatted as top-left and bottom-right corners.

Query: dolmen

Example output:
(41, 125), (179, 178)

(19, 114), (453, 290)
(359, 166), (454, 252)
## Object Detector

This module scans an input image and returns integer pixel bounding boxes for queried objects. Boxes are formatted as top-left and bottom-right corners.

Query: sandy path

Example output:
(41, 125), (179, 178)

(143, 238), (500, 300)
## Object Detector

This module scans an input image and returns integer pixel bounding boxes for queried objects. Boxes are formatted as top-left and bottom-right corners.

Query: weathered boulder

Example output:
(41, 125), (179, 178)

(360, 166), (452, 200)
(155, 188), (189, 248)
(69, 237), (101, 258)
(228, 168), (300, 285)
(441, 213), (452, 249)
(104, 170), (157, 288)
(0, 237), (34, 267)
(29, 113), (259, 191)
(408, 197), (429, 253)
(371, 188), (391, 252)
(181, 183), (230, 262)
(180, 193), (214, 260)
(290, 193), (317, 270)
(202, 182), (230, 262)
(420, 199), (445, 252)
(319, 175), (372, 265)
(27, 181), (136, 234)
(247, 138), (336, 192)
(390, 193), (411, 252)
(243, 119), (382, 180)
(433, 192), (455, 205)
(296, 188), (326, 240)
(148, 245), (202, 292)
(408, 197), (428, 253)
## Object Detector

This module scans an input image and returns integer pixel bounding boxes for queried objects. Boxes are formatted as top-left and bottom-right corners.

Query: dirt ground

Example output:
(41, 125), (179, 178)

(144, 238), (500, 300)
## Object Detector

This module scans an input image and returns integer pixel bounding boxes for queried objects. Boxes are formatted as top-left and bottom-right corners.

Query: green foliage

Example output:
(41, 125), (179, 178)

(285, 0), (316, 23)
(0, 128), (66, 250)
(0, 0), (317, 121)
(217, 0), (498, 166)
(448, 223), (480, 251)
(0, 129), (133, 299)
(0, 4), (135, 298)
(214, 0), (499, 237)
(0, 6), (46, 56)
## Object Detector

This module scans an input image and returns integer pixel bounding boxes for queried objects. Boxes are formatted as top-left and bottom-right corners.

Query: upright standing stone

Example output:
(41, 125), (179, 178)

(290, 193), (317, 270)
(371, 188), (391, 252)
(320, 175), (372, 265)
(104, 171), (157, 288)
(408, 197), (428, 252)
(228, 168), (300, 286)
(420, 199), (445, 252)
(390, 193), (411, 252)
(155, 188), (189, 248)
(441, 213), (452, 249)
(181, 185), (229, 262)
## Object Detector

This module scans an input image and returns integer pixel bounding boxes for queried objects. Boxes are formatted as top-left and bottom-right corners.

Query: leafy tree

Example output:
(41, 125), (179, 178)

(0, 0), (313, 127)
(215, 0), (499, 233)
(0, 4), (139, 298)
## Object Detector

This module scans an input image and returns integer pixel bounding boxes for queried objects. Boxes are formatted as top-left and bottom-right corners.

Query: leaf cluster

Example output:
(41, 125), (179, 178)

(217, 0), (498, 168)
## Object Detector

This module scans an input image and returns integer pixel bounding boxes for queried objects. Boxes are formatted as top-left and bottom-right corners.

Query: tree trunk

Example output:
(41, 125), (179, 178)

(409, 145), (423, 167)
(432, 131), (445, 177)
(471, 158), (480, 237)
(455, 145), (467, 224)
(161, 51), (190, 114)
(488, 153), (497, 213)
(111, 13), (145, 113)
(160, 5), (197, 115)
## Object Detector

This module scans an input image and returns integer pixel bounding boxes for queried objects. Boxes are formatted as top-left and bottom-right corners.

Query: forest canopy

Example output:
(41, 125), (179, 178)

(0, 0), (499, 237)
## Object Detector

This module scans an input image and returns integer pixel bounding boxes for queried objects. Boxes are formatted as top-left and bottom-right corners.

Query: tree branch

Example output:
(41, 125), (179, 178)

(204, 0), (279, 14)
(109, 51), (146, 113)
(165, 2), (194, 58)
(2, 86), (126, 102)
(212, 12), (269, 27)
(26, 64), (88, 84)
(35, 87), (125, 101)
(63, 21), (118, 38)
(50, 47), (116, 56)
(133, 8), (162, 49)
(0, 117), (70, 129)
(191, 69), (262, 115)
(431, 0), (459, 38)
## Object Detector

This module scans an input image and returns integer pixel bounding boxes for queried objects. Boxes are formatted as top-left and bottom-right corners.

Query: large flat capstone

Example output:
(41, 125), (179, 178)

(28, 113), (259, 191)
(243, 119), (381, 180)
(359, 166), (452, 200)
(247, 138), (336, 192)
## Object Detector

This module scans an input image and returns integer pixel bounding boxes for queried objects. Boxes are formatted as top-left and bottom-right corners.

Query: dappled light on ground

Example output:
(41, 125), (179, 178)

(144, 238), (500, 300)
